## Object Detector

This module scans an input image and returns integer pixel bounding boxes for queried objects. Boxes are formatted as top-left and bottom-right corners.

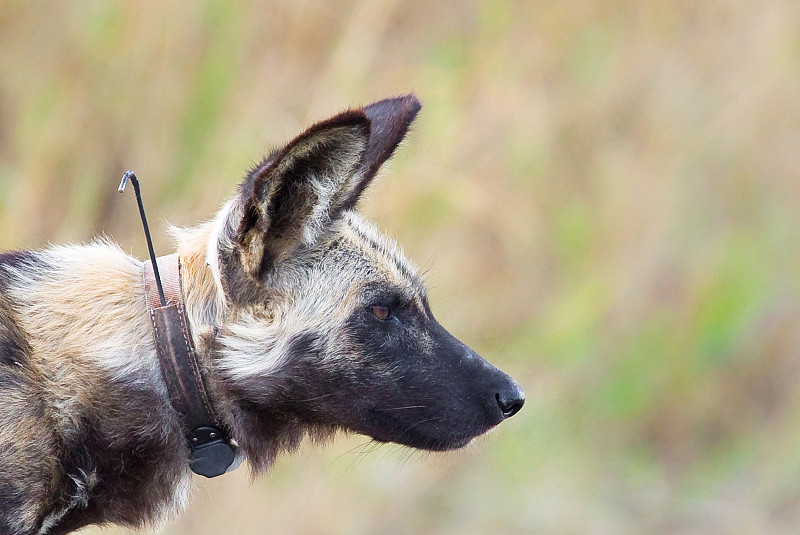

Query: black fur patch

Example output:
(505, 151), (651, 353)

(0, 335), (26, 368)
(0, 250), (38, 291)
(0, 252), (34, 369)
(220, 332), (329, 474)
(0, 250), (34, 270)
(0, 489), (25, 534)
(334, 94), (421, 213)
(51, 380), (188, 532)
(0, 364), (60, 535)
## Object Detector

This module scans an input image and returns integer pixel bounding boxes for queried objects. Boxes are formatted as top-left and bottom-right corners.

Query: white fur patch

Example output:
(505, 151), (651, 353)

(217, 311), (292, 380)
(341, 211), (421, 281)
(2, 242), (165, 394)
(205, 199), (237, 306)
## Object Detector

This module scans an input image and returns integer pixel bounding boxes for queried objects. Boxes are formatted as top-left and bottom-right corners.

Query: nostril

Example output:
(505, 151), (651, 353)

(496, 390), (525, 419)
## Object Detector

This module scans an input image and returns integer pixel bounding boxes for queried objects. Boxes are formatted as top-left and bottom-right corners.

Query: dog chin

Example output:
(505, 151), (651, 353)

(391, 433), (477, 452)
(363, 413), (484, 451)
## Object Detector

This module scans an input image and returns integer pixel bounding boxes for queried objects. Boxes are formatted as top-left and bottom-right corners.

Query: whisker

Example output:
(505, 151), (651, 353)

(343, 440), (383, 475)
(379, 405), (427, 411)
(293, 392), (338, 403)
(396, 447), (421, 470)
(333, 439), (373, 465)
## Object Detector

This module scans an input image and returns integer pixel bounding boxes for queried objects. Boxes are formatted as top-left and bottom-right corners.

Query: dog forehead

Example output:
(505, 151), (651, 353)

(338, 212), (421, 281)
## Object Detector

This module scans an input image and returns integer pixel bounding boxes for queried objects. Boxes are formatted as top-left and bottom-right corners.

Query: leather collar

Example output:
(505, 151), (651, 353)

(143, 254), (239, 477)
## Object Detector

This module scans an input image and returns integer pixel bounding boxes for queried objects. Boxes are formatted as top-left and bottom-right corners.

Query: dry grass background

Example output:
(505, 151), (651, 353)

(2, 1), (800, 534)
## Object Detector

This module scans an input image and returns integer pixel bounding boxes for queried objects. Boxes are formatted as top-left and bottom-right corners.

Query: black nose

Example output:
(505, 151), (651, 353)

(496, 383), (525, 419)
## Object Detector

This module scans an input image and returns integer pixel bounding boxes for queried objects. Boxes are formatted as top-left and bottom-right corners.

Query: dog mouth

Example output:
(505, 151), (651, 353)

(363, 407), (486, 451)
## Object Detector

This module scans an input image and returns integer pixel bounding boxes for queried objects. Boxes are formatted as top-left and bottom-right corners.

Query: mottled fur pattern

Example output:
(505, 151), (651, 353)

(0, 95), (524, 534)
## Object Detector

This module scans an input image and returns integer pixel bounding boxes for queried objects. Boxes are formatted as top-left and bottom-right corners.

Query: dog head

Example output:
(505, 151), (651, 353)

(186, 95), (524, 471)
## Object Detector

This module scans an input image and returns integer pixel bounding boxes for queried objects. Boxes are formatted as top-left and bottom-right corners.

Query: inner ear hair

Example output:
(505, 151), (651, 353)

(235, 110), (371, 280)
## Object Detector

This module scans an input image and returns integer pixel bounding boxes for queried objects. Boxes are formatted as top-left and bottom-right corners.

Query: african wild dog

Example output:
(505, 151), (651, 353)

(0, 95), (524, 534)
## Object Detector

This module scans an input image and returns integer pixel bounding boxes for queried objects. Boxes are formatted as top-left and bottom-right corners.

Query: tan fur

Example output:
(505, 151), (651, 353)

(0, 243), (192, 532)
(0, 372), (60, 533)
(4, 244), (163, 424)
(166, 204), (426, 382)
(172, 223), (227, 354)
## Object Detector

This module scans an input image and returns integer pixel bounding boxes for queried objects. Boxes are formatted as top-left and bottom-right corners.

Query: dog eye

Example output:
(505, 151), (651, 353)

(371, 306), (391, 321)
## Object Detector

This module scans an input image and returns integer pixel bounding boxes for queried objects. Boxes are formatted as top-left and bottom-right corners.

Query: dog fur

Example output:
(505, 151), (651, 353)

(0, 95), (524, 535)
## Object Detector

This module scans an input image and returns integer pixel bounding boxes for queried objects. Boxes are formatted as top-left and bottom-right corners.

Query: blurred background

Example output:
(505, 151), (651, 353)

(2, 1), (800, 534)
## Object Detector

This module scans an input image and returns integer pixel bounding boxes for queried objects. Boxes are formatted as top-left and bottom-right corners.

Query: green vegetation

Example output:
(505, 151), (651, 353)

(2, 1), (800, 533)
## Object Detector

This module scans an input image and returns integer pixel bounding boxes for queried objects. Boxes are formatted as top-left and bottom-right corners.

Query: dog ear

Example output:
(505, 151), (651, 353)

(235, 110), (370, 279)
(332, 94), (421, 213)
